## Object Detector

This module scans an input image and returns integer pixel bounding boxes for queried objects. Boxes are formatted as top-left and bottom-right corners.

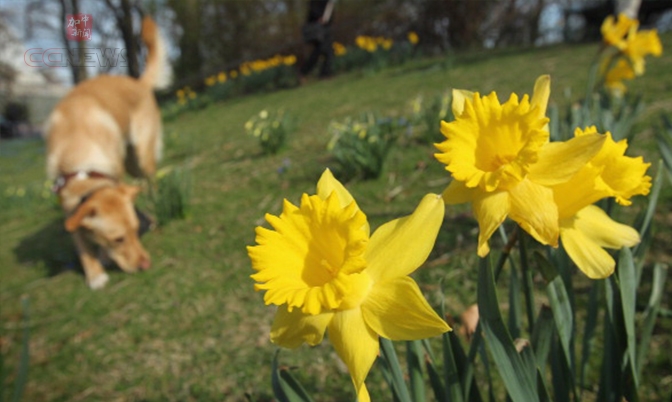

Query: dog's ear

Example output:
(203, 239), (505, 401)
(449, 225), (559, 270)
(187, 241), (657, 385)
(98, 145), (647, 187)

(120, 185), (141, 200)
(65, 201), (97, 232)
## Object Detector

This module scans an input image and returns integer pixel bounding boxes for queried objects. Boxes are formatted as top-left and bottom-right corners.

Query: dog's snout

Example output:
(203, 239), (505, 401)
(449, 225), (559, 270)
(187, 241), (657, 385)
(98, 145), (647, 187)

(139, 255), (151, 270)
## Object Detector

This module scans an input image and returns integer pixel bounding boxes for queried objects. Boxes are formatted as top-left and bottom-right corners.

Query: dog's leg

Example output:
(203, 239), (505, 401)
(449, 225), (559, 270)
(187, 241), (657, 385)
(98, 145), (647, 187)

(72, 231), (109, 290)
(129, 105), (162, 178)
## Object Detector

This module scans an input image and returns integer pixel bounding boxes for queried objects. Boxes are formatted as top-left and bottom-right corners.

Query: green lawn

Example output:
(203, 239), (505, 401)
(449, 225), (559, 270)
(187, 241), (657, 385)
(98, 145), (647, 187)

(2, 34), (672, 401)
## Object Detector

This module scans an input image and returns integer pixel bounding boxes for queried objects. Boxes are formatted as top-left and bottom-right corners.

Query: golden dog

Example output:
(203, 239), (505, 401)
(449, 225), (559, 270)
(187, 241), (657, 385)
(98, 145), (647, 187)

(44, 17), (170, 289)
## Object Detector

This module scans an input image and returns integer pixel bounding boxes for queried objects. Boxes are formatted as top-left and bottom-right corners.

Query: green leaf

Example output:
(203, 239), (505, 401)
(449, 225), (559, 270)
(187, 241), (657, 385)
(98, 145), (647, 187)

(635, 160), (663, 243)
(599, 278), (624, 402)
(636, 263), (668, 378)
(477, 256), (539, 402)
(476, 336), (496, 402)
(376, 357), (402, 402)
(448, 331), (482, 402)
(617, 248), (639, 390)
(579, 281), (600, 394)
(406, 340), (426, 402)
(436, 289), (464, 402)
(533, 253), (575, 377)
(422, 341), (447, 402)
(530, 306), (554, 400)
(508, 257), (522, 340)
(531, 305), (554, 370)
(380, 337), (412, 402)
(271, 350), (315, 402)
(655, 114), (672, 174)
(550, 339), (571, 402)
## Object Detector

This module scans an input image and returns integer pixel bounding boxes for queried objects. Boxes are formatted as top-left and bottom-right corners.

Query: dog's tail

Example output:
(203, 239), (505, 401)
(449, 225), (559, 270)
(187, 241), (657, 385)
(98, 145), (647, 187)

(140, 16), (171, 90)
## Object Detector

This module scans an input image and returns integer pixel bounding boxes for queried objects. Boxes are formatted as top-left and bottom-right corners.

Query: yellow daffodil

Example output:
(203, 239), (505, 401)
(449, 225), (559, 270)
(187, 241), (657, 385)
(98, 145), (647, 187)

(408, 31), (419, 45)
(248, 169), (450, 402)
(603, 58), (636, 95)
(333, 42), (347, 56)
(551, 126), (651, 278)
(283, 54), (297, 66)
(600, 13), (663, 77)
(435, 76), (605, 256)
(601, 13), (638, 49)
(622, 28), (663, 75)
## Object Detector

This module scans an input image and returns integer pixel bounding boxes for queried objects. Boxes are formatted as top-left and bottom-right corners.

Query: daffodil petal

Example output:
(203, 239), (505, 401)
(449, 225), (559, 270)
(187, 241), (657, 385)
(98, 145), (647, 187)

(573, 205), (640, 249)
(270, 305), (334, 349)
(362, 276), (450, 340)
(328, 308), (379, 398)
(508, 179), (558, 247)
(473, 191), (509, 257)
(442, 180), (478, 204)
(316, 168), (370, 236)
(356, 384), (371, 402)
(531, 75), (550, 119)
(528, 132), (606, 186)
(560, 221), (615, 279)
(317, 168), (355, 208)
(451, 89), (474, 116)
(366, 194), (445, 282)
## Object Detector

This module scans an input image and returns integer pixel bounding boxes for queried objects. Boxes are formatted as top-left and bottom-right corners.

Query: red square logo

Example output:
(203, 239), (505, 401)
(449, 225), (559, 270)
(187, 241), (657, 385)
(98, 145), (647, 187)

(65, 13), (93, 41)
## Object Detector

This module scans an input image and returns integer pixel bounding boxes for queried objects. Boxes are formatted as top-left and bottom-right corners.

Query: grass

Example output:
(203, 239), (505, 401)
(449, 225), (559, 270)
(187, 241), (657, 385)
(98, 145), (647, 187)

(2, 34), (672, 401)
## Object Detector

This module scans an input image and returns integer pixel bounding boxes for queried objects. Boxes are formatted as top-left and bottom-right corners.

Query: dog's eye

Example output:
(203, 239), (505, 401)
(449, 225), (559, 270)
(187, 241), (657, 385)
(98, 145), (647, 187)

(114, 236), (125, 244)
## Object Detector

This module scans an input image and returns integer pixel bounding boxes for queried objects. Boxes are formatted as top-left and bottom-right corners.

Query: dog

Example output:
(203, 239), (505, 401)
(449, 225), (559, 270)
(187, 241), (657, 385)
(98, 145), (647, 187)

(44, 16), (170, 289)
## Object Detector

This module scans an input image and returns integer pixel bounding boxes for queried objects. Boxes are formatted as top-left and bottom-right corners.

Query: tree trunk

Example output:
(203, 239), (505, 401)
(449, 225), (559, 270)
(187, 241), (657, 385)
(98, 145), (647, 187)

(59, 0), (88, 84)
(617, 0), (642, 19)
(119, 0), (139, 78)
(103, 0), (140, 78)
(168, 0), (202, 81)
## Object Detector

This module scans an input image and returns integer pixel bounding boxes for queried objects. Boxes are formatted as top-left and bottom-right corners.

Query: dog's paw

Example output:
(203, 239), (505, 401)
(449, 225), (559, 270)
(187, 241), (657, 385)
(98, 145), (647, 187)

(87, 273), (110, 290)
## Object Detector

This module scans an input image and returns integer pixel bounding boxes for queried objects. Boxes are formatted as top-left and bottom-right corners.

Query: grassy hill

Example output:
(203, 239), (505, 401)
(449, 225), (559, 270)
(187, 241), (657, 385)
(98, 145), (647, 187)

(1, 34), (671, 401)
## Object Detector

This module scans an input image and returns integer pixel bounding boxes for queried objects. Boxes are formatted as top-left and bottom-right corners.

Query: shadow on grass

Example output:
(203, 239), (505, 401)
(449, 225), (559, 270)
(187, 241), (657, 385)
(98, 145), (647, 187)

(13, 217), (79, 277)
(13, 208), (155, 278)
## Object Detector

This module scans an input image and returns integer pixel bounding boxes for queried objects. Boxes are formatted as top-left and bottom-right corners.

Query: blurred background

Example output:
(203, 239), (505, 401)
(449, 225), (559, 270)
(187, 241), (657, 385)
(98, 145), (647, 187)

(1, 0), (672, 138)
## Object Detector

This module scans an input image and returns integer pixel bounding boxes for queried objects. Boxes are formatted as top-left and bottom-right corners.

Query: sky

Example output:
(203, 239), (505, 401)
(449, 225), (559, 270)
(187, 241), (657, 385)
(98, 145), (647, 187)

(1, 0), (141, 88)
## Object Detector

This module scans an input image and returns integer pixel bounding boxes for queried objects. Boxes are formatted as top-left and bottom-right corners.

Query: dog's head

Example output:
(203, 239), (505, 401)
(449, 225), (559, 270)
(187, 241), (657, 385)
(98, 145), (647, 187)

(65, 185), (151, 272)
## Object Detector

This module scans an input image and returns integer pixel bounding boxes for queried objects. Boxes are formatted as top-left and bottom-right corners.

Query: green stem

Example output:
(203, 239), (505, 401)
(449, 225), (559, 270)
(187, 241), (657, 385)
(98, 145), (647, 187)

(518, 230), (536, 334)
(494, 227), (518, 282)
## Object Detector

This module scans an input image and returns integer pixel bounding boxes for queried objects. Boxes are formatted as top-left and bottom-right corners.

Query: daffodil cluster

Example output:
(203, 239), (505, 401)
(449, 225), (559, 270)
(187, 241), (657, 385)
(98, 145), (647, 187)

(327, 113), (402, 180)
(248, 169), (450, 402)
(238, 54), (297, 76)
(434, 75), (651, 279)
(600, 13), (663, 94)
(175, 86), (197, 105)
(244, 109), (290, 155)
(204, 71), (228, 87)
(355, 35), (394, 52)
(407, 31), (419, 46)
(333, 41), (347, 56)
